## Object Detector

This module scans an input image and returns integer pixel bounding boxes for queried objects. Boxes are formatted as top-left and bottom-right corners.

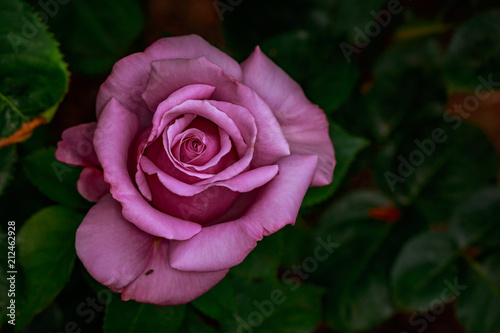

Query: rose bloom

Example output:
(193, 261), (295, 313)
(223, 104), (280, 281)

(56, 35), (335, 305)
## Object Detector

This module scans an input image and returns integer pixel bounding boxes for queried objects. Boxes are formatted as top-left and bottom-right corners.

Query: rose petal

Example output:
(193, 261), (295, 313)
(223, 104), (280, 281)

(157, 99), (254, 182)
(56, 122), (100, 167)
(144, 57), (290, 166)
(174, 118), (220, 165)
(162, 101), (249, 158)
(241, 46), (335, 186)
(95, 98), (201, 240)
(134, 127), (154, 201)
(173, 129), (207, 163)
(221, 83), (293, 168)
(169, 154), (318, 271)
(145, 136), (208, 184)
(96, 35), (242, 127)
(77, 167), (110, 202)
(206, 100), (256, 156)
(76, 195), (154, 291)
(146, 35), (242, 83)
(141, 156), (278, 196)
(121, 240), (229, 305)
(146, 84), (215, 141)
(136, 85), (218, 185)
(146, 174), (240, 224)
(182, 128), (234, 173)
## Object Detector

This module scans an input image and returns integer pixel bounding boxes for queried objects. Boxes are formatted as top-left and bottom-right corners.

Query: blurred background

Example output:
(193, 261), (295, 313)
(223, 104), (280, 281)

(1, 0), (500, 332)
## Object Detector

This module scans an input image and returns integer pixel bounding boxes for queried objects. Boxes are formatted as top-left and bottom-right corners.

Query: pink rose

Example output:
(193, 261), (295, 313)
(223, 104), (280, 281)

(56, 35), (335, 305)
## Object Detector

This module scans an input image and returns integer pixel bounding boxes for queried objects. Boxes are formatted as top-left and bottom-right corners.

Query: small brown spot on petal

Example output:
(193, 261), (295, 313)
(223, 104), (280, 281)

(153, 237), (162, 249)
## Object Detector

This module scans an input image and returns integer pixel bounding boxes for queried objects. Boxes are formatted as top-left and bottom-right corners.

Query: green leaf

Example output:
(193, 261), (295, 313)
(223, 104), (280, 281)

(32, 0), (144, 74)
(333, 0), (388, 40)
(450, 187), (500, 249)
(260, 30), (323, 83)
(221, 0), (312, 60)
(306, 61), (359, 114)
(302, 122), (369, 208)
(179, 307), (219, 333)
(19, 302), (65, 333)
(194, 275), (323, 333)
(444, 10), (500, 92)
(192, 277), (238, 322)
(232, 232), (283, 282)
(375, 122), (498, 224)
(280, 218), (314, 268)
(0, 0), (69, 138)
(223, 278), (323, 333)
(259, 30), (360, 114)
(18, 123), (50, 153)
(391, 232), (460, 311)
(0, 159), (52, 224)
(315, 190), (397, 332)
(23, 147), (89, 210)
(0, 146), (17, 196)
(365, 39), (446, 141)
(103, 298), (186, 333)
(456, 252), (500, 333)
(17, 206), (83, 329)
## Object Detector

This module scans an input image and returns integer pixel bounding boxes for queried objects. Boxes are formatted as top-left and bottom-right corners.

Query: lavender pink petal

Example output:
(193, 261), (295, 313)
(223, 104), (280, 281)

(168, 154), (318, 272)
(77, 167), (110, 202)
(94, 98), (201, 240)
(76, 195), (154, 291)
(241, 46), (335, 186)
(121, 240), (229, 305)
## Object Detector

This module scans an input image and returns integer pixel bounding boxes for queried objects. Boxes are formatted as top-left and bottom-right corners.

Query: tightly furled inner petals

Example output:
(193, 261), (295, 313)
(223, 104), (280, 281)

(140, 114), (242, 223)
(176, 129), (207, 163)
(142, 99), (258, 186)
(171, 117), (221, 167)
(130, 96), (279, 225)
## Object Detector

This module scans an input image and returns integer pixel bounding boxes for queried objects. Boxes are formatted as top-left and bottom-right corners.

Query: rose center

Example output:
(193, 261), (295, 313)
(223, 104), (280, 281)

(178, 132), (207, 163)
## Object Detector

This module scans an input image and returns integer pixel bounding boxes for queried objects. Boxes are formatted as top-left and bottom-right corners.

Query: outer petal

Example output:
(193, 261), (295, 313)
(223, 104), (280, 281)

(241, 46), (335, 186)
(169, 154), (318, 271)
(95, 98), (201, 240)
(55, 122), (100, 167)
(146, 35), (242, 82)
(76, 195), (154, 291)
(121, 240), (229, 306)
(77, 167), (110, 202)
(96, 35), (242, 125)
